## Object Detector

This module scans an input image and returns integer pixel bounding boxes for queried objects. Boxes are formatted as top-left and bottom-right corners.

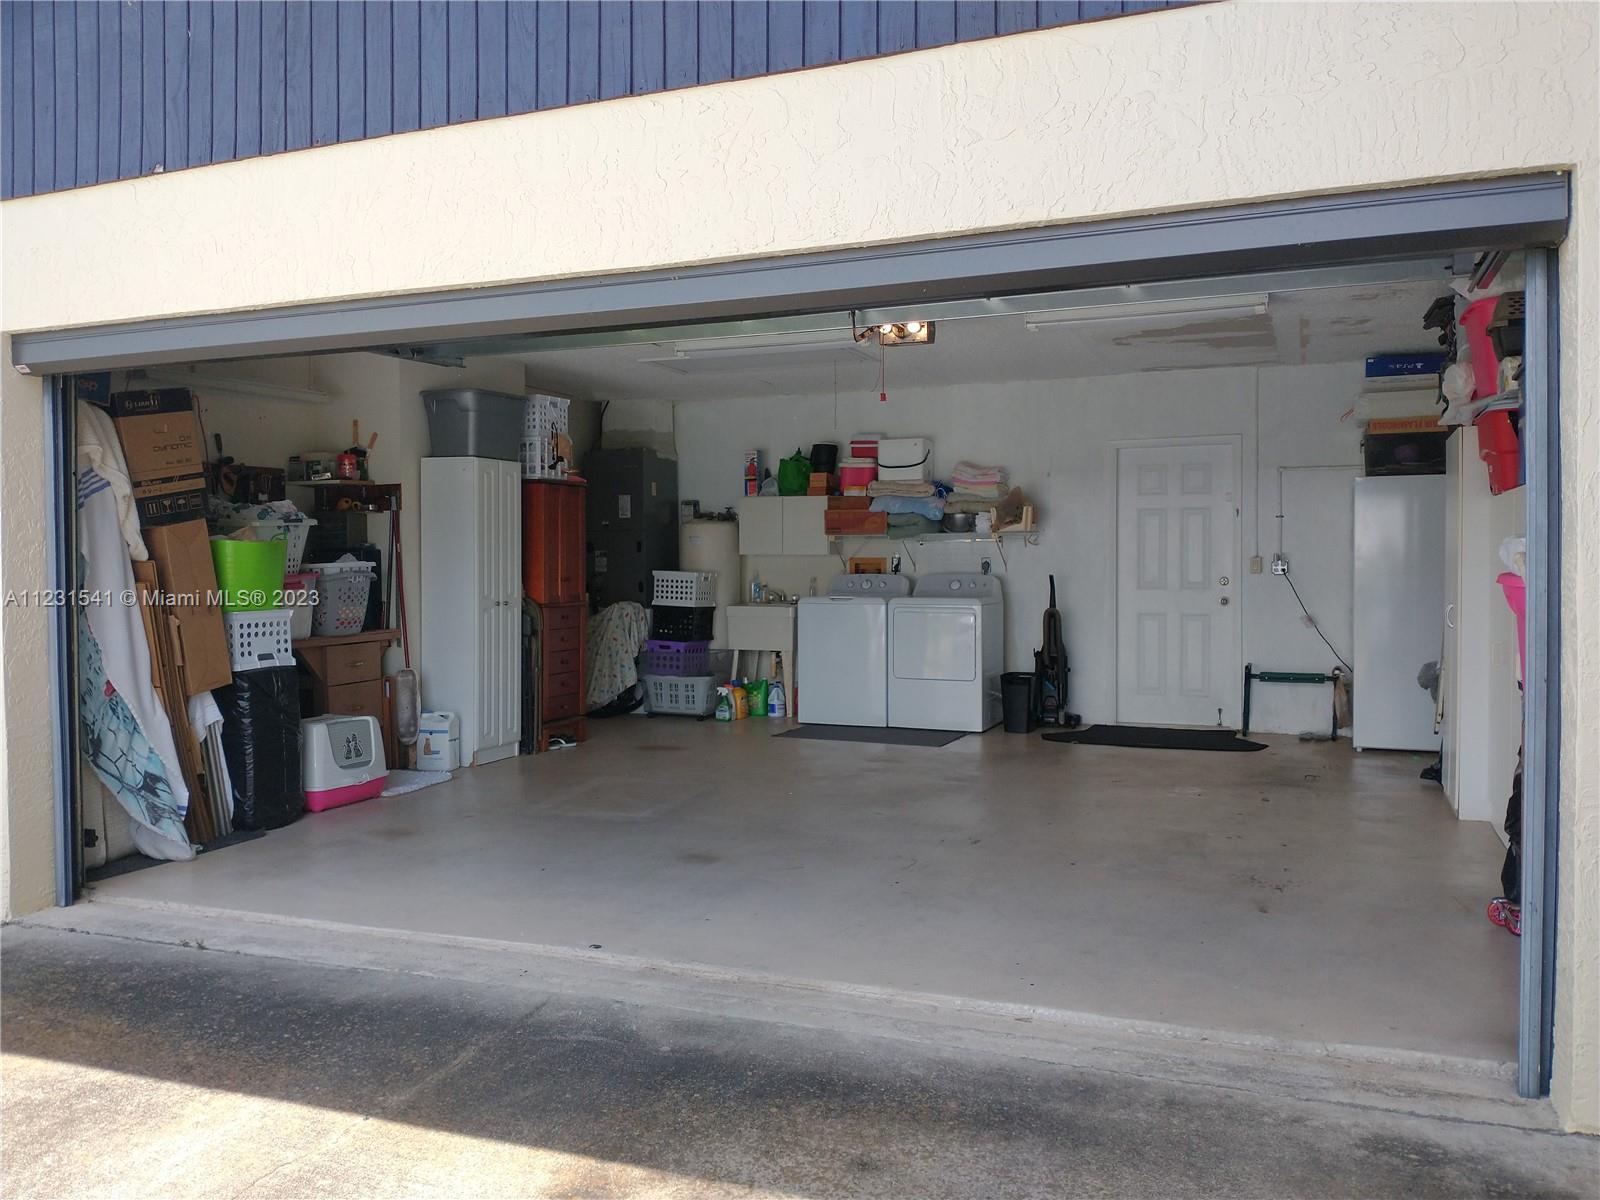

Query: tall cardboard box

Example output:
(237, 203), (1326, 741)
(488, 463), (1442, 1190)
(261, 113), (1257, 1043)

(143, 521), (232, 695)
(106, 388), (209, 528)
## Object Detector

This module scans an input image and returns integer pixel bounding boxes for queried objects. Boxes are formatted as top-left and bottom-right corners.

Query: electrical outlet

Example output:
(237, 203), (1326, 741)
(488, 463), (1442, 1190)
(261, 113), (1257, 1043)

(1271, 554), (1290, 576)
(1249, 555), (1264, 574)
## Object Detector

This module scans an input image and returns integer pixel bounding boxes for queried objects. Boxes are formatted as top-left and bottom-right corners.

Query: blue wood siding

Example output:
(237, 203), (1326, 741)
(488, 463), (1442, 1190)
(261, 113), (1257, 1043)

(2, 0), (1193, 199)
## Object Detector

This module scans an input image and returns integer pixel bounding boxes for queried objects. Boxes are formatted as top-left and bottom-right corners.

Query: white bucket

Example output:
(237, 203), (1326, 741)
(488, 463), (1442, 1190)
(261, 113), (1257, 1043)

(417, 711), (461, 771)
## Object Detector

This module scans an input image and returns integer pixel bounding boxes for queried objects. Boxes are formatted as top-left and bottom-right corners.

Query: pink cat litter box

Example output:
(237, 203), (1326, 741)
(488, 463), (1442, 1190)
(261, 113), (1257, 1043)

(301, 715), (388, 812)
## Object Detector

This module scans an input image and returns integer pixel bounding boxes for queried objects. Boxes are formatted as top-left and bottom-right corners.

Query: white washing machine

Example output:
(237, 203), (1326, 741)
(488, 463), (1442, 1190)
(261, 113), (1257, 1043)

(796, 573), (913, 726)
(888, 573), (1005, 732)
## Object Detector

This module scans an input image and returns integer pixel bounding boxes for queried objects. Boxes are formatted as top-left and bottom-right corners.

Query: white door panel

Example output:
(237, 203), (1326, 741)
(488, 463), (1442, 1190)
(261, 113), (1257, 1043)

(1117, 442), (1240, 727)
(891, 607), (978, 681)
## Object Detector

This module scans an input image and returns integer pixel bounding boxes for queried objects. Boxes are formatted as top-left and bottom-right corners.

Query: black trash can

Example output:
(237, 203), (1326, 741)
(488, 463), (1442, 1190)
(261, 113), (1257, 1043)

(1001, 672), (1035, 733)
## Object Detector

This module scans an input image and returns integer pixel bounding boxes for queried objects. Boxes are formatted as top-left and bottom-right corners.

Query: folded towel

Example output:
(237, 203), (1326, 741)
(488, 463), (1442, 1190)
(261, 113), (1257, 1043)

(871, 495), (946, 520)
(867, 480), (936, 497)
(950, 460), (1008, 487)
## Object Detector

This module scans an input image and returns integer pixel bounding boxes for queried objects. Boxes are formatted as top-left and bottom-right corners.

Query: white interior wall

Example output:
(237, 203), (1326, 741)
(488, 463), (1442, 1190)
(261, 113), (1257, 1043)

(597, 398), (678, 457)
(1445, 425), (1527, 829)
(181, 355), (524, 679)
(675, 360), (1386, 739)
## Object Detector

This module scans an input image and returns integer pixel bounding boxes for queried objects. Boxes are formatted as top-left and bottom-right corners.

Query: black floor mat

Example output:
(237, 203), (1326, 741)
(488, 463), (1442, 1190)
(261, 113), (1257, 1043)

(1042, 725), (1267, 752)
(777, 725), (966, 748)
(85, 829), (267, 882)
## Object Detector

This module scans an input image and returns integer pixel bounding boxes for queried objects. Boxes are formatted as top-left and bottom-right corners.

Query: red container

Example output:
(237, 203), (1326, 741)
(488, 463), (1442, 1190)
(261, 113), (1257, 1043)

(1477, 409), (1521, 495)
(838, 459), (878, 492)
(849, 436), (881, 460)
(1459, 297), (1503, 399)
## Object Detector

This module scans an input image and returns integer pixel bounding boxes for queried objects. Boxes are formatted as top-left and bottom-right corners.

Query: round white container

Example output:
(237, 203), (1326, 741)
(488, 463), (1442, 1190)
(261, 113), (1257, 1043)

(679, 519), (739, 648)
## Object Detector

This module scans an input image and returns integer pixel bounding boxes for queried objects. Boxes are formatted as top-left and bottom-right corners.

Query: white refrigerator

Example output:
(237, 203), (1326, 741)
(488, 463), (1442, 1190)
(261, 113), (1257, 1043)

(1353, 475), (1447, 752)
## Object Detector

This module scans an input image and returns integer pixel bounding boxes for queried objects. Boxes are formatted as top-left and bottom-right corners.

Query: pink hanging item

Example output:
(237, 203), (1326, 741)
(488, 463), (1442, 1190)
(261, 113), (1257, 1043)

(1496, 572), (1526, 683)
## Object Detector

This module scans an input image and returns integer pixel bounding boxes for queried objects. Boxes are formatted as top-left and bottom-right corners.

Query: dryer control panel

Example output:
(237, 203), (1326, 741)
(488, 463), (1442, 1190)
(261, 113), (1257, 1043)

(912, 572), (1003, 599)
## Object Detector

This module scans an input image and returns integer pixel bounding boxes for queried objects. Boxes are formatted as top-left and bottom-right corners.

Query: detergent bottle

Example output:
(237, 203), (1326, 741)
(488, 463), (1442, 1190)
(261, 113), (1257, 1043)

(768, 656), (788, 718)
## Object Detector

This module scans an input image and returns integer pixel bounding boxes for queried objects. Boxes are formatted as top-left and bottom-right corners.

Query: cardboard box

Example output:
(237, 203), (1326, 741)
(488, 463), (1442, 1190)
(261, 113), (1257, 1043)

(827, 496), (872, 511)
(107, 389), (204, 482)
(142, 519), (232, 694)
(133, 473), (209, 528)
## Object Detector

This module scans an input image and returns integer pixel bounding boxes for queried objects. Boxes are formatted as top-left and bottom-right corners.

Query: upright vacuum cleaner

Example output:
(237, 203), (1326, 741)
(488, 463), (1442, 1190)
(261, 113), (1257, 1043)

(1033, 574), (1078, 727)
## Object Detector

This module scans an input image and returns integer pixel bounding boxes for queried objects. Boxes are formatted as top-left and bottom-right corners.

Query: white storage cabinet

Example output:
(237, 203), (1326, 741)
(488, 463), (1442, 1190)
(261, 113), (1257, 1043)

(421, 457), (522, 765)
(737, 496), (827, 556)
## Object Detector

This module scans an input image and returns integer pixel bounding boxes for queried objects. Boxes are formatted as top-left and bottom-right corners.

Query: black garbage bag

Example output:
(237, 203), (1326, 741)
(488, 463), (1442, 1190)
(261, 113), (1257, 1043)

(1501, 746), (1523, 904)
(216, 666), (305, 831)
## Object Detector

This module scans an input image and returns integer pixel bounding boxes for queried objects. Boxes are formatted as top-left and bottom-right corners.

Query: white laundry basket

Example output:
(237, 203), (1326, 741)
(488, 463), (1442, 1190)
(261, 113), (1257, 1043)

(306, 561), (376, 636)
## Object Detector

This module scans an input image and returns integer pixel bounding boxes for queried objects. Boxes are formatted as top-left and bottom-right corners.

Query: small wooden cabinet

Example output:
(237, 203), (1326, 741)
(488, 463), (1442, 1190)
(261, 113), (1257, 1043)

(523, 480), (588, 749)
(523, 479), (587, 605)
(295, 628), (399, 758)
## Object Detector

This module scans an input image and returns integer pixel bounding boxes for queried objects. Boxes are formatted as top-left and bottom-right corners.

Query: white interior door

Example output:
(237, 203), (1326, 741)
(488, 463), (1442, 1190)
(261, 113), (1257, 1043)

(1116, 442), (1241, 727)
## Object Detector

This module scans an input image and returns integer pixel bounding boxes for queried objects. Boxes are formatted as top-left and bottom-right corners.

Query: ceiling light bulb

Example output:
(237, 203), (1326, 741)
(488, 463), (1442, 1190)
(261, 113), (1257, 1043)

(904, 321), (923, 335)
(879, 324), (895, 335)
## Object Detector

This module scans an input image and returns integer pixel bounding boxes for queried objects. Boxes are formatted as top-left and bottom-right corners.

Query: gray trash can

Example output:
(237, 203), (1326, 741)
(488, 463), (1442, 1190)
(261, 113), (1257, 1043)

(421, 388), (524, 460)
(1002, 672), (1034, 733)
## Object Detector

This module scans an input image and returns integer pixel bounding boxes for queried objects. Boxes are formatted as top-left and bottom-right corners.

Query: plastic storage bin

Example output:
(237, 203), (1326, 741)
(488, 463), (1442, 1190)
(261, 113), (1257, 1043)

(306, 561), (376, 636)
(521, 394), (572, 479)
(223, 608), (296, 672)
(643, 674), (718, 716)
(210, 537), (289, 611)
(283, 572), (318, 640)
(641, 639), (711, 677)
(651, 606), (716, 641)
(838, 459), (878, 494)
(651, 570), (718, 608)
(213, 513), (318, 572)
(875, 437), (933, 481)
(422, 388), (524, 461)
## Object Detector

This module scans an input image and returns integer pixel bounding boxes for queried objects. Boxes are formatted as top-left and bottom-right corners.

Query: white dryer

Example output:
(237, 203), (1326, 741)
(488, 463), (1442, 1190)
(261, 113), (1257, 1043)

(796, 573), (913, 726)
(888, 573), (1004, 732)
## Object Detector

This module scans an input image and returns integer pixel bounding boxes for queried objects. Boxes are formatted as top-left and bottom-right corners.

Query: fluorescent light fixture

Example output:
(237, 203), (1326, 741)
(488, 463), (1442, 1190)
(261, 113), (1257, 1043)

(1023, 294), (1270, 331)
(636, 331), (872, 373)
(133, 367), (331, 405)
(659, 331), (863, 358)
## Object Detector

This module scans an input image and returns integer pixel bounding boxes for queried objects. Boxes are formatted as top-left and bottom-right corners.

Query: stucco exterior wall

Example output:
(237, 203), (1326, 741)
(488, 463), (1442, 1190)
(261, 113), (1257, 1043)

(0, 346), (56, 919)
(1, 1), (1595, 1129)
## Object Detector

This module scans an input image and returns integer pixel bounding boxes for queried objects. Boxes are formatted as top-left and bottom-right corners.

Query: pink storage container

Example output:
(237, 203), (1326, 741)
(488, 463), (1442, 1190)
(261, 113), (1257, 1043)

(1497, 572), (1526, 683)
(839, 458), (878, 493)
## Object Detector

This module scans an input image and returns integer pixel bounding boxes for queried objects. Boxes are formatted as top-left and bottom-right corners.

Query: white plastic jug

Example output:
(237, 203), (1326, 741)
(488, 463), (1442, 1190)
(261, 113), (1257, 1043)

(417, 711), (461, 771)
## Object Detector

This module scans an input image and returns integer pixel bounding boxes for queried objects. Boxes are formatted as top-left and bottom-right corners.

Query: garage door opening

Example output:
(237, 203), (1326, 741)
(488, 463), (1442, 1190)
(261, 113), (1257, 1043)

(29, 181), (1563, 1099)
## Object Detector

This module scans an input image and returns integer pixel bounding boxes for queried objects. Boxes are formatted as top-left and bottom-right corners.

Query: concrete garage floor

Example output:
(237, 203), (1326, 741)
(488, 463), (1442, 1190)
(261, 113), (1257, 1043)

(89, 719), (1519, 1065)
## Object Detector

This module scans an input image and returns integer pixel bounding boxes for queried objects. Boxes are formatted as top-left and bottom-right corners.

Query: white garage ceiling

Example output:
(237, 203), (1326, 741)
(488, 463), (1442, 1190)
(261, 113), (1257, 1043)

(502, 279), (1450, 403)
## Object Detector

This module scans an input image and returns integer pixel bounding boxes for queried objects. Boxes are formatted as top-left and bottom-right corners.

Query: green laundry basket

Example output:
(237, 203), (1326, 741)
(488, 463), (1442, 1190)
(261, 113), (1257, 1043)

(210, 536), (288, 611)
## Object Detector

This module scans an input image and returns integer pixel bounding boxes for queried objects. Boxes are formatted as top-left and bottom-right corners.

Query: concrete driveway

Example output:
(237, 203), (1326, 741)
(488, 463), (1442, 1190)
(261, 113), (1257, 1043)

(2, 923), (1595, 1199)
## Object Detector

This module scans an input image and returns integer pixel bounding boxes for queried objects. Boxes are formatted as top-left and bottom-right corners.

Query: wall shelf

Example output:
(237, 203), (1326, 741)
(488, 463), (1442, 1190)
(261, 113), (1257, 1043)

(826, 530), (1040, 547)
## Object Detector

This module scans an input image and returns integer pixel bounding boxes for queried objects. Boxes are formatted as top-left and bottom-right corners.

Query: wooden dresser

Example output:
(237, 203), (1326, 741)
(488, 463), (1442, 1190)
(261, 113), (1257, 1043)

(522, 480), (588, 750)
